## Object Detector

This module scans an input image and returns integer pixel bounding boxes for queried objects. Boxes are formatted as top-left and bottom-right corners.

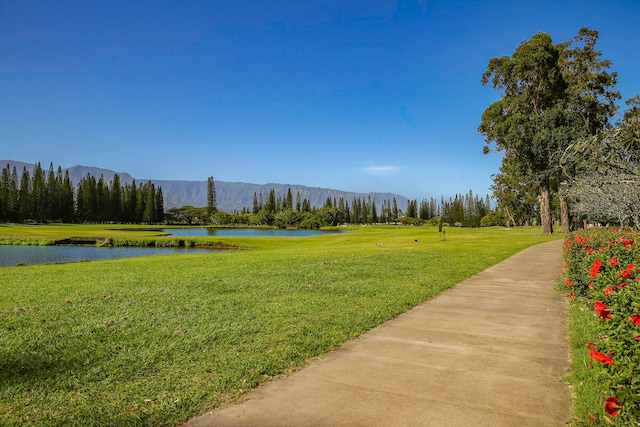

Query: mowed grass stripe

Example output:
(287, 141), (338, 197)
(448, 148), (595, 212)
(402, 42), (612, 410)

(0, 226), (559, 426)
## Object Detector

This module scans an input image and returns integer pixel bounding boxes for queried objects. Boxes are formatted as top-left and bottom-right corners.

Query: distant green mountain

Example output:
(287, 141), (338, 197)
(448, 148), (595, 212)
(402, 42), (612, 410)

(1, 160), (409, 211)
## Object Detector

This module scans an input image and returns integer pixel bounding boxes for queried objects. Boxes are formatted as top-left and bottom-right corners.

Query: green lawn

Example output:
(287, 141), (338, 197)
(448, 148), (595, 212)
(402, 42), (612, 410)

(0, 225), (560, 426)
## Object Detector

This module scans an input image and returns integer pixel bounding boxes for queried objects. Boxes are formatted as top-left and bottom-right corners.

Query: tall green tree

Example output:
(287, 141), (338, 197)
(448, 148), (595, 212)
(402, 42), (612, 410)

(80, 174), (98, 222)
(295, 192), (302, 211)
(31, 162), (46, 222)
(61, 170), (75, 222)
(350, 197), (359, 223)
(479, 32), (567, 234)
(142, 181), (156, 223)
(18, 167), (31, 221)
(110, 173), (122, 222)
(555, 27), (620, 232)
(265, 188), (276, 213)
(96, 175), (110, 222)
(0, 164), (10, 220)
(155, 187), (165, 222)
(7, 167), (19, 221)
(391, 198), (399, 222)
(251, 192), (258, 214)
(207, 176), (217, 214)
(285, 188), (293, 210)
(44, 163), (60, 221)
(371, 199), (378, 224)
(124, 180), (138, 222)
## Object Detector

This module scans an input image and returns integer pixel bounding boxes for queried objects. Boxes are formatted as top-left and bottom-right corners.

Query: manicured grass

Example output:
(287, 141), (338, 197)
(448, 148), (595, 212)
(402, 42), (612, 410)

(0, 223), (167, 245)
(564, 302), (610, 424)
(0, 225), (559, 426)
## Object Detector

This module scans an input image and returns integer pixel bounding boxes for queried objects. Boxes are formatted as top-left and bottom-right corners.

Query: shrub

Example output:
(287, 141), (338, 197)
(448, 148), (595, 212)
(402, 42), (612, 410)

(480, 211), (503, 227)
(563, 227), (640, 425)
(398, 217), (425, 226)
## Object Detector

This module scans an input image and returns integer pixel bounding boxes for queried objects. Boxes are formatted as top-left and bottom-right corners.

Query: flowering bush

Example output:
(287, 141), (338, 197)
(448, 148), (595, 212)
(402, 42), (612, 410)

(563, 228), (640, 425)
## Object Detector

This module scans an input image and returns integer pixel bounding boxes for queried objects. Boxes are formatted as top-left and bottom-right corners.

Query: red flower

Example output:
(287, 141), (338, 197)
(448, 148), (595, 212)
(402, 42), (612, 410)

(586, 342), (595, 348)
(609, 256), (619, 265)
(634, 335), (640, 341)
(604, 286), (614, 295)
(594, 301), (612, 319)
(604, 396), (621, 417)
(630, 314), (640, 326)
(589, 348), (614, 364)
(618, 263), (636, 279)
(616, 282), (626, 289)
(586, 248), (594, 254)
(564, 279), (573, 286)
(590, 259), (603, 277)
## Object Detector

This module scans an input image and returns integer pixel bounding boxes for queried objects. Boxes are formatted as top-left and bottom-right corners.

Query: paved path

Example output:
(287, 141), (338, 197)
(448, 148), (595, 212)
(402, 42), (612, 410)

(185, 240), (572, 427)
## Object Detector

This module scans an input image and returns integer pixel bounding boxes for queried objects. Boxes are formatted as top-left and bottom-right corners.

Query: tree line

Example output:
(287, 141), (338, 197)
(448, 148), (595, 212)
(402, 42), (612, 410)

(167, 181), (495, 228)
(1, 164), (496, 228)
(0, 162), (164, 223)
(479, 27), (639, 232)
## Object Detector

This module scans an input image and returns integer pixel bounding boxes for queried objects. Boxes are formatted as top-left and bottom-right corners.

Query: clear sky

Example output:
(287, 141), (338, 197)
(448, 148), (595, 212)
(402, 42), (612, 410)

(1, 0), (638, 200)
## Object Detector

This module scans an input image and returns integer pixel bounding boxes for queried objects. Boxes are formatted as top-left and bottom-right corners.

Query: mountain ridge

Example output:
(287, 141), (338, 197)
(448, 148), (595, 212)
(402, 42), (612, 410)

(1, 160), (409, 212)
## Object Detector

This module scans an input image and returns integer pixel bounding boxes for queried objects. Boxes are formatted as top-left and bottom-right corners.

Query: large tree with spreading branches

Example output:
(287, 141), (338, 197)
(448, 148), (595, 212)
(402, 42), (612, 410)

(479, 28), (619, 234)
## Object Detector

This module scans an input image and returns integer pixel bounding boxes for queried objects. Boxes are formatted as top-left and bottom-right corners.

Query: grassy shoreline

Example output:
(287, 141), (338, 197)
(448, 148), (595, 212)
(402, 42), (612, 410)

(0, 224), (245, 249)
(1, 225), (559, 426)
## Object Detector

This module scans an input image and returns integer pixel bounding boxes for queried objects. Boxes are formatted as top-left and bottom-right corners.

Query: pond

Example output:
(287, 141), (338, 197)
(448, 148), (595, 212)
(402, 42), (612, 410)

(162, 228), (345, 237)
(0, 228), (345, 267)
(0, 245), (212, 267)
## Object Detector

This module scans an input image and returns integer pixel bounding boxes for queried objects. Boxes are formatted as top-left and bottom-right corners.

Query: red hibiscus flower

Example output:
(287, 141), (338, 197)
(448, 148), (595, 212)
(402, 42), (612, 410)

(609, 256), (619, 265)
(604, 396), (621, 417)
(594, 301), (612, 319)
(630, 314), (640, 326)
(590, 259), (603, 277)
(619, 269), (630, 278)
(589, 348), (614, 364)
(618, 263), (636, 279)
(604, 286), (614, 295)
(564, 279), (573, 286)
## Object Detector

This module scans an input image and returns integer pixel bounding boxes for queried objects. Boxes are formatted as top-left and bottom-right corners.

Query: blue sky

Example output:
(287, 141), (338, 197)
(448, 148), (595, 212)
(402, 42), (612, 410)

(1, 0), (638, 201)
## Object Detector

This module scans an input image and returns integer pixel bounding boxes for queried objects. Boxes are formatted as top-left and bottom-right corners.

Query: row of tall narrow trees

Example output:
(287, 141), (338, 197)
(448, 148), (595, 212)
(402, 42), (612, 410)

(246, 188), (492, 225)
(0, 162), (164, 223)
(192, 178), (494, 228)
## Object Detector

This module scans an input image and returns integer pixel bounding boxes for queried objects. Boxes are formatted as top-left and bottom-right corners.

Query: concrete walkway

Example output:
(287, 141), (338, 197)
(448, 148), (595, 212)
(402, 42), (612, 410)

(185, 240), (572, 427)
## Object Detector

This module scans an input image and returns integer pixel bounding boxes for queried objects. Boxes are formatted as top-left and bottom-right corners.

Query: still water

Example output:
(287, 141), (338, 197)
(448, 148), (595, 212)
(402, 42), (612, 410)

(0, 228), (343, 267)
(0, 245), (211, 267)
(162, 228), (344, 237)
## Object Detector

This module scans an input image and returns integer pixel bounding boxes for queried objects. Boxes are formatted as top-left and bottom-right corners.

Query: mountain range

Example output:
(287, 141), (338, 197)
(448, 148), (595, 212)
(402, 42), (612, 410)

(1, 160), (409, 212)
